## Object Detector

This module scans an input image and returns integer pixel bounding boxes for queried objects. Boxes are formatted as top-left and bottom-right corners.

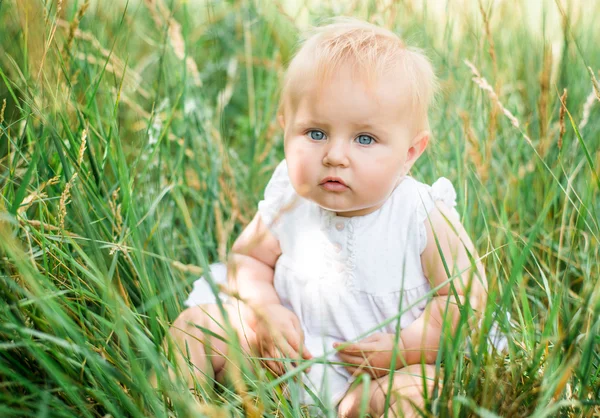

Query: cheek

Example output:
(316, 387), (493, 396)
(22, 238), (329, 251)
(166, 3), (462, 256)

(285, 140), (315, 191)
(368, 152), (403, 175)
(360, 154), (403, 190)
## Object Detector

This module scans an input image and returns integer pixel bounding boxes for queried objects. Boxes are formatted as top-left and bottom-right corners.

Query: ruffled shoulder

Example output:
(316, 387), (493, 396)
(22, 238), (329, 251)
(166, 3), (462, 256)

(415, 177), (458, 254)
(257, 159), (297, 228)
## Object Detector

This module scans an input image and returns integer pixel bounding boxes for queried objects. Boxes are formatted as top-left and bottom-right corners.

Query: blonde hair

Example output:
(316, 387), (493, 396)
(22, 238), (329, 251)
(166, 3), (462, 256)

(279, 17), (438, 132)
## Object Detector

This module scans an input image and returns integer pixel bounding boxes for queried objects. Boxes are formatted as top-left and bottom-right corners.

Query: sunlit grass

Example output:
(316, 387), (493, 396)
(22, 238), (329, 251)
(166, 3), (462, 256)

(0, 0), (598, 416)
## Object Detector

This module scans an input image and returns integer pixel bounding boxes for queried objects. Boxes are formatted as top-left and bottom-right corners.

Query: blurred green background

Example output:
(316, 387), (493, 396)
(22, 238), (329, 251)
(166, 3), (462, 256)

(0, 0), (598, 416)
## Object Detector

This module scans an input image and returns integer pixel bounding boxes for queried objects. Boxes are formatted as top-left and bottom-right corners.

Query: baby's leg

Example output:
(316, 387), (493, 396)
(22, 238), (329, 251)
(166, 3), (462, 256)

(337, 364), (439, 418)
(161, 303), (258, 391)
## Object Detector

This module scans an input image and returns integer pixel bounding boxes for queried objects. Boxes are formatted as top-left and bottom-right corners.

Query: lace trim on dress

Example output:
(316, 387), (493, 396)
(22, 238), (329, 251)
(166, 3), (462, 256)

(417, 177), (458, 254)
(317, 209), (359, 292)
(345, 219), (358, 292)
(318, 210), (333, 283)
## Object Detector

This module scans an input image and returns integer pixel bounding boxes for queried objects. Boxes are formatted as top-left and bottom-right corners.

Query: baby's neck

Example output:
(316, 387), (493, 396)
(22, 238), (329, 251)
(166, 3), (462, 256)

(327, 201), (386, 218)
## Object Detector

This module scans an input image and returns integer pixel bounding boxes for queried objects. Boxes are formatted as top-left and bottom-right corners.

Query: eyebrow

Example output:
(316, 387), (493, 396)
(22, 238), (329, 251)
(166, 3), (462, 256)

(350, 122), (390, 138)
(294, 119), (331, 129)
(294, 119), (388, 136)
(352, 122), (381, 132)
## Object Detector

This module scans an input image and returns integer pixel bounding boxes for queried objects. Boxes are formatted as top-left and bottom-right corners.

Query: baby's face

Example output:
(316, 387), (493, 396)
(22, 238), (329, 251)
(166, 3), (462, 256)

(282, 67), (423, 217)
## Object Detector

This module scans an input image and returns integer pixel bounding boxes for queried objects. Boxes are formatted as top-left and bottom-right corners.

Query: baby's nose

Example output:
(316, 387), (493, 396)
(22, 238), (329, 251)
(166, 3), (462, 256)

(323, 140), (350, 166)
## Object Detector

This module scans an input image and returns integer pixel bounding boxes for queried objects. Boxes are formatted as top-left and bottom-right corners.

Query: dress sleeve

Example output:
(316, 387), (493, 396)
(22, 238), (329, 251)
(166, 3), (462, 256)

(416, 177), (459, 254)
(257, 159), (295, 228)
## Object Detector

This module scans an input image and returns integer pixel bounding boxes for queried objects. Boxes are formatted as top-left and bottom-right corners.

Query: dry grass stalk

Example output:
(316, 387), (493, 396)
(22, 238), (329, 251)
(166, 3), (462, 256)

(558, 89), (568, 150)
(477, 0), (499, 144)
(225, 354), (263, 418)
(588, 67), (600, 102)
(579, 68), (600, 131)
(18, 192), (48, 215)
(144, 0), (202, 87)
(0, 99), (6, 125)
(464, 60), (532, 145)
(63, 0), (90, 59)
(108, 188), (123, 236)
(579, 89), (596, 132)
(58, 172), (78, 230)
(43, 175), (61, 189)
(478, 0), (497, 79)
(113, 88), (152, 120)
(459, 110), (488, 182)
(256, 119), (278, 166)
(170, 260), (203, 276)
(213, 201), (227, 262)
(184, 168), (202, 191)
(36, 0), (63, 80)
(77, 128), (87, 166)
(20, 219), (81, 238)
(108, 243), (130, 256)
(19, 176), (62, 215)
(218, 175), (244, 224)
(193, 404), (229, 418)
(537, 46), (552, 156)
(58, 21), (150, 99)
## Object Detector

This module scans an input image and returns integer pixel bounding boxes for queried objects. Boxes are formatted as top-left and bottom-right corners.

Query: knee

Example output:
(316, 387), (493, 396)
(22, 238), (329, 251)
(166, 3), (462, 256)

(391, 364), (440, 391)
(337, 393), (361, 418)
(170, 305), (215, 339)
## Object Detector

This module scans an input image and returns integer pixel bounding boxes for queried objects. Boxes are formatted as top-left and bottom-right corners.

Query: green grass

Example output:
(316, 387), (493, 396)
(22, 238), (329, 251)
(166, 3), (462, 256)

(0, 0), (599, 416)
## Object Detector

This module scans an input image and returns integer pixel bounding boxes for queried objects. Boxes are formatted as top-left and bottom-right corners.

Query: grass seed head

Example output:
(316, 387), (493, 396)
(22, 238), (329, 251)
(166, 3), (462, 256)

(0, 99), (6, 124)
(58, 173), (78, 230)
(64, 0), (90, 59)
(588, 67), (600, 102)
(77, 128), (87, 166)
(558, 88), (568, 150)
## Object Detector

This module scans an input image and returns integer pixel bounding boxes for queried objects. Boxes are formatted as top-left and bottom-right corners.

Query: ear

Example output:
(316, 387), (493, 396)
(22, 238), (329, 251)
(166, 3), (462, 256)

(404, 131), (429, 173)
(277, 113), (285, 130)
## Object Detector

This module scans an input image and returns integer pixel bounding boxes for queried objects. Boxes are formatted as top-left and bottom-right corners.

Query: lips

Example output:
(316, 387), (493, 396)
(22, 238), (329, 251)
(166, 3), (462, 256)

(319, 176), (349, 192)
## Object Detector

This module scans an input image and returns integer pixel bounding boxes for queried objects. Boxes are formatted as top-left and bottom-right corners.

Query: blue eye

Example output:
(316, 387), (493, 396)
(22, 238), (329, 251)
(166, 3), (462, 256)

(308, 130), (326, 141)
(356, 134), (375, 145)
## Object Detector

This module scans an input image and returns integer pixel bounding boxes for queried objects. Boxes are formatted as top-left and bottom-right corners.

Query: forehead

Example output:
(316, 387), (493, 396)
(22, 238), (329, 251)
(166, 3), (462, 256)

(288, 65), (416, 127)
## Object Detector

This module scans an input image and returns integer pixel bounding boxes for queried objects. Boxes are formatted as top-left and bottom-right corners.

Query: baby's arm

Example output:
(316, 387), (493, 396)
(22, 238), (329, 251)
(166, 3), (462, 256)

(334, 201), (487, 375)
(399, 201), (487, 364)
(228, 212), (282, 317)
(228, 212), (311, 373)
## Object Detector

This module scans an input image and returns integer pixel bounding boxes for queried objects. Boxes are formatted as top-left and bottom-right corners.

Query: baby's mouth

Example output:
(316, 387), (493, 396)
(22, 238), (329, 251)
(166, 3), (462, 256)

(319, 177), (349, 192)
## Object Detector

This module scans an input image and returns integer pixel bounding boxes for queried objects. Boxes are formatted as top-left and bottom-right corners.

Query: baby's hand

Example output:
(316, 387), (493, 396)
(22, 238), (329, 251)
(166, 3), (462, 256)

(333, 332), (404, 378)
(249, 304), (312, 376)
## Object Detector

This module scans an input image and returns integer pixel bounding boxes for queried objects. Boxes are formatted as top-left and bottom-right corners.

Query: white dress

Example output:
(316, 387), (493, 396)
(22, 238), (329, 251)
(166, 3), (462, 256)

(185, 160), (501, 408)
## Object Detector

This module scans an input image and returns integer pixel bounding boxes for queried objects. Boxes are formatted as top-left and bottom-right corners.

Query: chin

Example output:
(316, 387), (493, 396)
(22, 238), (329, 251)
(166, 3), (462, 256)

(311, 198), (344, 212)
(316, 200), (360, 214)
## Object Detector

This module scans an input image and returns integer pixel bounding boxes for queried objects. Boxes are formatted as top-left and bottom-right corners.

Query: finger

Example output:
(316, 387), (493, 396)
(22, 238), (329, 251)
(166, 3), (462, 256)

(358, 333), (381, 343)
(337, 352), (368, 366)
(284, 334), (312, 362)
(265, 349), (285, 376)
(338, 341), (380, 355)
(338, 353), (379, 371)
(282, 328), (302, 355)
(333, 341), (363, 354)
(276, 338), (301, 363)
(261, 348), (284, 375)
(345, 364), (382, 379)
(277, 339), (313, 372)
(287, 319), (313, 359)
(267, 361), (284, 376)
(344, 365), (366, 377)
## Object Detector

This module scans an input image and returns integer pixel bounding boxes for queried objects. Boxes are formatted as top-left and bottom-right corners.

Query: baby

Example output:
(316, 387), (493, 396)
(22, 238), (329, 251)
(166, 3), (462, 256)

(166, 17), (489, 417)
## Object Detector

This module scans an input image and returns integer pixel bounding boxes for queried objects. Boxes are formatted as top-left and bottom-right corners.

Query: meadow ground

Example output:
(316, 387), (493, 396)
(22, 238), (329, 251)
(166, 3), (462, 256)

(0, 0), (599, 416)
